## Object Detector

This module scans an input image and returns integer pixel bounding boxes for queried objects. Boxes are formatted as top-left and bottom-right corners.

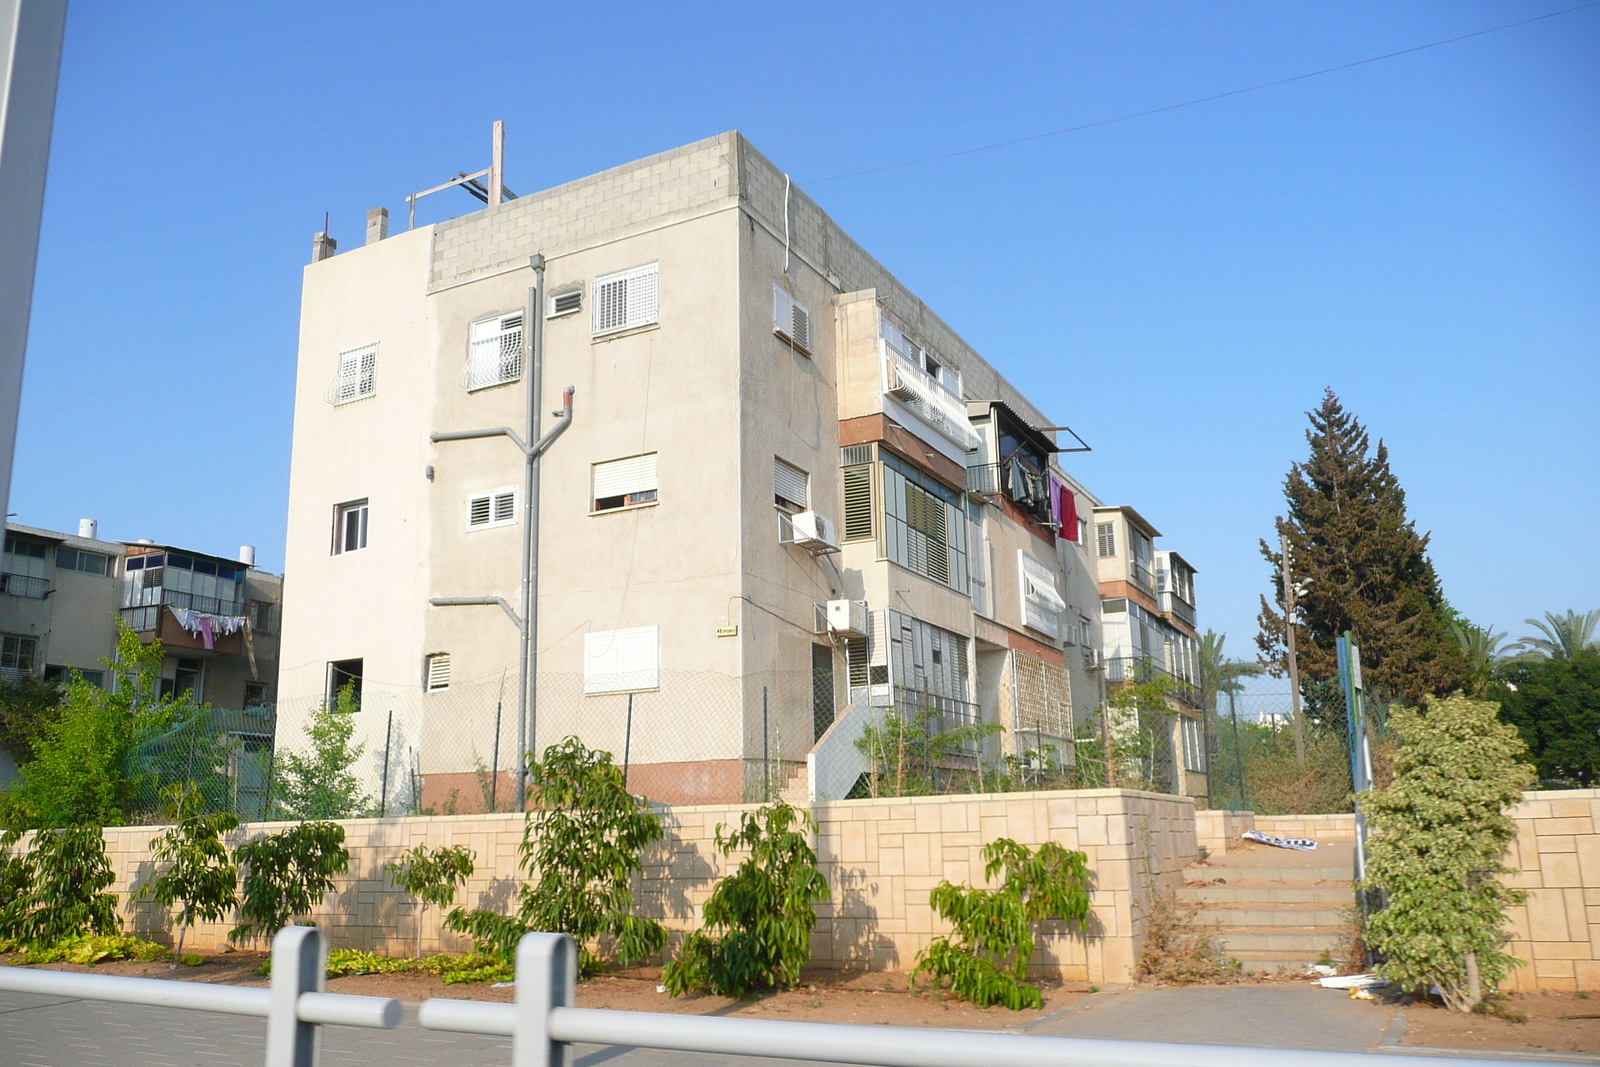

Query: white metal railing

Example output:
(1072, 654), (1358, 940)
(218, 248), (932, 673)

(882, 349), (981, 452)
(0, 926), (398, 1067)
(0, 927), (1531, 1067)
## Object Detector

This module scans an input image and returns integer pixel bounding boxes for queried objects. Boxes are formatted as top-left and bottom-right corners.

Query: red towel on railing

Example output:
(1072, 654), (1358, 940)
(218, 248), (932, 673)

(1060, 485), (1078, 540)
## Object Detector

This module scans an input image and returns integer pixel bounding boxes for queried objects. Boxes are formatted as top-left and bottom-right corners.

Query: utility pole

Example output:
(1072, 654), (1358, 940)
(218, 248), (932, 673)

(1281, 531), (1306, 768)
(430, 255), (573, 810)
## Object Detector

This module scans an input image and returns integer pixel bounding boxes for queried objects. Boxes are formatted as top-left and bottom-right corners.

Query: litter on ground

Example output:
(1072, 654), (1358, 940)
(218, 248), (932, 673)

(1241, 830), (1318, 851)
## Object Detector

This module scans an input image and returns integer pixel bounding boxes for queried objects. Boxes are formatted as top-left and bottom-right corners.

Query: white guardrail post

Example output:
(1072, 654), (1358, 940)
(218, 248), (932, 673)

(267, 925), (327, 1067)
(516, 932), (577, 1067)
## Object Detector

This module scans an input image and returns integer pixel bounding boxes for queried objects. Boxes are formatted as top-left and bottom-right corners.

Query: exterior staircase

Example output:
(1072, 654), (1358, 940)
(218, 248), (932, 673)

(1179, 839), (1356, 974)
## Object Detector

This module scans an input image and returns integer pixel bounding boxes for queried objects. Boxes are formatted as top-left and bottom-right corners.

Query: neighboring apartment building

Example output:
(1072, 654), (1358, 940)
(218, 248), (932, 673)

(278, 132), (1192, 808)
(1091, 506), (1206, 799)
(0, 520), (282, 792)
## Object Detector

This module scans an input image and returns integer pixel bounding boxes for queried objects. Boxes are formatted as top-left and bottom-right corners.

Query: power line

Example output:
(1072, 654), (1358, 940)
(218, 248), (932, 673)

(803, 2), (1600, 186)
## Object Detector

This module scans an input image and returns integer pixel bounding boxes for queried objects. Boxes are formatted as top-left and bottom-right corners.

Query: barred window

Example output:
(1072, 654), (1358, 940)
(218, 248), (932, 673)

(465, 312), (524, 392)
(328, 342), (377, 405)
(592, 263), (659, 336)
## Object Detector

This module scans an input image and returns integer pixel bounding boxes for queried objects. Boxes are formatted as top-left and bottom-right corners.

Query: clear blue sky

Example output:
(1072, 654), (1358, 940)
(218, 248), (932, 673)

(15, 1), (1598, 662)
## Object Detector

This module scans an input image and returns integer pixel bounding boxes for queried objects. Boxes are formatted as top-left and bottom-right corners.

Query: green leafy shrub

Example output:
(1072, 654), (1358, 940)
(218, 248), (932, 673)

(5, 934), (168, 965)
(308, 948), (512, 984)
(853, 709), (1001, 798)
(662, 801), (829, 997)
(136, 783), (239, 960)
(911, 839), (1092, 1009)
(446, 737), (665, 971)
(1361, 694), (1536, 1011)
(0, 825), (119, 945)
(383, 844), (474, 957)
(230, 821), (349, 944)
(270, 685), (372, 819)
(178, 952), (205, 967)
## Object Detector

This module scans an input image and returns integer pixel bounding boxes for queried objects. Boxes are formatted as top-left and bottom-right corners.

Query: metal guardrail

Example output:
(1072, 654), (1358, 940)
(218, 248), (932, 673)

(0, 571), (49, 598)
(0, 928), (1533, 1067)
(0, 926), (398, 1066)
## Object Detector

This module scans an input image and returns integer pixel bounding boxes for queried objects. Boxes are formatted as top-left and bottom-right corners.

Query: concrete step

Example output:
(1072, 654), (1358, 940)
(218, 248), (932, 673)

(1224, 950), (1341, 975)
(1185, 865), (1352, 884)
(1180, 883), (1353, 905)
(1210, 926), (1348, 954)
(1189, 903), (1349, 928)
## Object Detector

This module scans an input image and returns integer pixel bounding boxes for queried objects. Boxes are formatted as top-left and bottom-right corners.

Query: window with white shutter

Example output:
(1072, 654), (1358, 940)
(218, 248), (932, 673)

(583, 626), (659, 693)
(773, 285), (812, 354)
(592, 453), (658, 512)
(425, 653), (451, 691)
(774, 457), (809, 512)
(1096, 522), (1116, 558)
(842, 465), (874, 541)
(465, 311), (524, 391)
(1018, 551), (1065, 639)
(327, 343), (377, 406)
(467, 486), (518, 530)
(592, 263), (659, 336)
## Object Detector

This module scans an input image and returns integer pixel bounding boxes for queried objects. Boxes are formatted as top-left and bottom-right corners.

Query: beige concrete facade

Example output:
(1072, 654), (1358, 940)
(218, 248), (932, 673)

(280, 133), (1191, 807)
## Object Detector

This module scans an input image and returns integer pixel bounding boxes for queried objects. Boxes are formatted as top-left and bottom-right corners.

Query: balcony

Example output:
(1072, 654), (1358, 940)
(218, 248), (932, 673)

(122, 588), (244, 630)
(1127, 558), (1155, 597)
(1160, 591), (1196, 628)
(965, 459), (1053, 524)
(0, 573), (49, 599)
(883, 352), (981, 452)
(1104, 654), (1201, 709)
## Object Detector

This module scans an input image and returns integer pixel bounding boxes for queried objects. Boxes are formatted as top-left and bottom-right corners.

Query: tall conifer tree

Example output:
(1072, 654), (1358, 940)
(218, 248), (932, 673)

(1257, 390), (1465, 706)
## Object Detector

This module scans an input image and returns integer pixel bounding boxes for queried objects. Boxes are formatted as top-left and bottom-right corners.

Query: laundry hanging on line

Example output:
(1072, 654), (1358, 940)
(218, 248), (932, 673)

(168, 606), (249, 651)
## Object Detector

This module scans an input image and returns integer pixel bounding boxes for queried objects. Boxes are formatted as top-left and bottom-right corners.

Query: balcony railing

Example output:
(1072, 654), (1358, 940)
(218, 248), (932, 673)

(892, 686), (983, 754)
(121, 589), (247, 634)
(0, 572), (49, 599)
(1159, 591), (1197, 628)
(964, 460), (1053, 523)
(1104, 654), (1201, 709)
(882, 352), (981, 452)
(1128, 558), (1154, 597)
(965, 462), (1001, 497)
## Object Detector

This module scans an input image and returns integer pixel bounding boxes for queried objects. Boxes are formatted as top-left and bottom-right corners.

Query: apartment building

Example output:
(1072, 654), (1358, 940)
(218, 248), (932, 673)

(0, 519), (282, 789)
(1091, 506), (1205, 799)
(278, 132), (1191, 808)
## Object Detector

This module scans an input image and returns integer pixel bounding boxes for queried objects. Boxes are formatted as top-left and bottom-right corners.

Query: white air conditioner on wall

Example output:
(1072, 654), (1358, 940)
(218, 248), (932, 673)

(826, 599), (868, 637)
(789, 510), (838, 551)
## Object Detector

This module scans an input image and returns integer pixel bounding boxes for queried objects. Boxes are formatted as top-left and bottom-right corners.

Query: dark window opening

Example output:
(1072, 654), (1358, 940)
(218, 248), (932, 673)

(812, 644), (835, 742)
(328, 658), (363, 705)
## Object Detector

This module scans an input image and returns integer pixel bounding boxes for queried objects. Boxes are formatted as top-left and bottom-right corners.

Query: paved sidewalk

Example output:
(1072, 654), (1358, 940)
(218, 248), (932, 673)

(1024, 983), (1398, 1052)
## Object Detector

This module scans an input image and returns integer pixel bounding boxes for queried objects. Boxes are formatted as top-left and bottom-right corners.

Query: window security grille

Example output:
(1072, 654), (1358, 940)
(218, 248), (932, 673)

(1018, 551), (1066, 639)
(592, 263), (659, 335)
(328, 343), (378, 405)
(583, 626), (659, 693)
(840, 443), (874, 466)
(467, 488), (518, 529)
(465, 312), (524, 392)
(426, 653), (451, 691)
(547, 286), (582, 318)
(1096, 522), (1116, 558)
(842, 465), (874, 541)
(592, 453), (658, 512)
(773, 285), (812, 353)
(774, 458), (809, 512)
(0, 634), (38, 676)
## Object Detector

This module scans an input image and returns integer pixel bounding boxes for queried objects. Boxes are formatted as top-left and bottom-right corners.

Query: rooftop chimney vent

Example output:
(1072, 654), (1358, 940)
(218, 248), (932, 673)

(78, 518), (97, 539)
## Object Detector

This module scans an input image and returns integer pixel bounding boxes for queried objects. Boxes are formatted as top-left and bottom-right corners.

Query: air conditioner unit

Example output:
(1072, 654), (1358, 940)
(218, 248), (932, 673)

(1083, 648), (1102, 669)
(789, 510), (838, 551)
(826, 599), (868, 637)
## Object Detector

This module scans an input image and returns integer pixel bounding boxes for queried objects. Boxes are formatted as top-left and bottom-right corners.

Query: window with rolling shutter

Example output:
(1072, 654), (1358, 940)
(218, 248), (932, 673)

(465, 312), (524, 391)
(842, 465), (873, 541)
(592, 453), (658, 512)
(467, 487), (518, 530)
(592, 263), (659, 336)
(328, 342), (377, 406)
(882, 454), (966, 591)
(583, 626), (659, 693)
(425, 653), (451, 691)
(1096, 522), (1116, 558)
(1018, 551), (1065, 639)
(773, 285), (812, 354)
(774, 457), (809, 512)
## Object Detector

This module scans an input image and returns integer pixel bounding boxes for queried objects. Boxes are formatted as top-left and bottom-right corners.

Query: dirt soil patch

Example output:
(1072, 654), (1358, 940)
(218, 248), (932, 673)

(15, 954), (1089, 1030)
(1400, 990), (1600, 1056)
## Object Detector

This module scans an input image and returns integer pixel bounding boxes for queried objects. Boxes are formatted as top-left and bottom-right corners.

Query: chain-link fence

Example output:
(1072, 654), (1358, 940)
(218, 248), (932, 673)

(1206, 690), (1362, 814)
(122, 705), (277, 824)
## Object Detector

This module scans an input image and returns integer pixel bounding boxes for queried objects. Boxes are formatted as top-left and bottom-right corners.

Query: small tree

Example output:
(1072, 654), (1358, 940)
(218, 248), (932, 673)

(0, 825), (119, 945)
(447, 737), (665, 970)
(230, 822), (349, 944)
(136, 783), (239, 961)
(854, 709), (1000, 798)
(662, 801), (829, 997)
(1360, 694), (1535, 1011)
(912, 839), (1092, 1009)
(0, 674), (62, 766)
(384, 844), (475, 957)
(272, 686), (372, 820)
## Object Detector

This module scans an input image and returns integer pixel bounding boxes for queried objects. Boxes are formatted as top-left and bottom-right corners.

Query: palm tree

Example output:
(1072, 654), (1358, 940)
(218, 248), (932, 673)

(1198, 630), (1264, 809)
(1513, 610), (1600, 661)
(1448, 620), (1510, 696)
